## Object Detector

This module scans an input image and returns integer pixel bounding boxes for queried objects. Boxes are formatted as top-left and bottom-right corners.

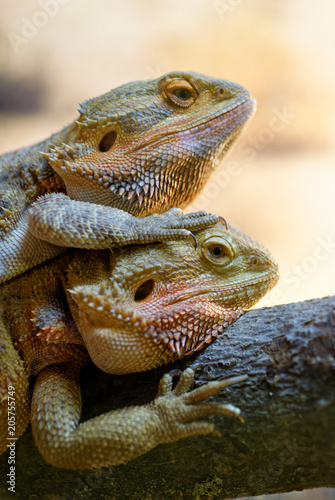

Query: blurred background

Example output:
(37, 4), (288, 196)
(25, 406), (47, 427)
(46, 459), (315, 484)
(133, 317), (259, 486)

(0, 1), (334, 498)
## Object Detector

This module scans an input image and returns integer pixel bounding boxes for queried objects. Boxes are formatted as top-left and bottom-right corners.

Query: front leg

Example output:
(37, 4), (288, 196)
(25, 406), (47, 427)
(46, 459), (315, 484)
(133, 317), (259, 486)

(0, 211), (65, 284)
(31, 365), (246, 470)
(28, 193), (221, 249)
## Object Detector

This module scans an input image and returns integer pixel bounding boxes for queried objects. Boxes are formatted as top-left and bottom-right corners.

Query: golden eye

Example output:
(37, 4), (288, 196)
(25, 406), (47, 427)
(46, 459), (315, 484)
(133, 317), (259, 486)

(162, 79), (197, 108)
(208, 244), (226, 259)
(173, 88), (192, 100)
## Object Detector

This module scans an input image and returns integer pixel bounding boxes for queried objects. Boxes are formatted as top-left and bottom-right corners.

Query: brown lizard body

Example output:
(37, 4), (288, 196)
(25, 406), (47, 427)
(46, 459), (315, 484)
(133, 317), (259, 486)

(0, 222), (278, 469)
(0, 72), (255, 283)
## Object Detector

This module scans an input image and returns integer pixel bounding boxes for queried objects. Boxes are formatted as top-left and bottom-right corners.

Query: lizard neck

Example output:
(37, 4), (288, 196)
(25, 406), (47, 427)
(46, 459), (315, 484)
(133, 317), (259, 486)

(0, 125), (72, 200)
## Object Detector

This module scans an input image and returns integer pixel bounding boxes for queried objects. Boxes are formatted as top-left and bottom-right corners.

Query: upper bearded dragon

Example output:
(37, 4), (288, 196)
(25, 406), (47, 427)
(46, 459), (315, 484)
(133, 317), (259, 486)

(0, 72), (255, 283)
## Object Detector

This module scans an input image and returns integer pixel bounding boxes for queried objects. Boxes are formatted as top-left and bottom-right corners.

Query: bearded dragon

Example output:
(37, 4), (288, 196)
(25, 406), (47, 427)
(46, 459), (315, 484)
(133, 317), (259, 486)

(0, 222), (278, 469)
(0, 72), (255, 283)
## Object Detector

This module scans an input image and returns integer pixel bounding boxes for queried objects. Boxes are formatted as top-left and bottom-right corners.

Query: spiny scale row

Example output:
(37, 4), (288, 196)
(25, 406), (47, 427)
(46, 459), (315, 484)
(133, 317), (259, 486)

(69, 287), (152, 327)
(146, 310), (228, 356)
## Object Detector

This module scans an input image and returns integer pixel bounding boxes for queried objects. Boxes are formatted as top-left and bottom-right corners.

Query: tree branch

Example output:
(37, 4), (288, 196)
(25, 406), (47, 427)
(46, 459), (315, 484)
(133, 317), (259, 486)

(1, 296), (334, 500)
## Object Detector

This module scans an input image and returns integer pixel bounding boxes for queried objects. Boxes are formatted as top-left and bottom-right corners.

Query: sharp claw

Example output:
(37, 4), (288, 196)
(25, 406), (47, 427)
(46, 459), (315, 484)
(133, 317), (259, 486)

(191, 362), (204, 372)
(218, 216), (228, 230)
(168, 369), (182, 378)
(218, 374), (248, 387)
(189, 232), (197, 249)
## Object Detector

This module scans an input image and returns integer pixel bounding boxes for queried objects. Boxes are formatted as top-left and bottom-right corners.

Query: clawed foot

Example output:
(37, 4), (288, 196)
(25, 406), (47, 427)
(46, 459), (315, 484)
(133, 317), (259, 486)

(139, 209), (224, 245)
(152, 367), (247, 443)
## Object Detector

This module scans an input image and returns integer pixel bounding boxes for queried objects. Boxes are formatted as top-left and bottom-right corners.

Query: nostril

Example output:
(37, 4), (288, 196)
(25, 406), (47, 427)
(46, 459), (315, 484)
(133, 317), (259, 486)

(217, 87), (225, 97)
(251, 257), (259, 266)
(216, 87), (232, 100)
(134, 279), (155, 301)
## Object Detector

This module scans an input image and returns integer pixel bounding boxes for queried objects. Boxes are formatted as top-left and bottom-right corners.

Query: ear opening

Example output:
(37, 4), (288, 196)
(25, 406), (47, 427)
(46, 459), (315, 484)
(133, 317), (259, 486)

(134, 279), (155, 301)
(99, 131), (117, 152)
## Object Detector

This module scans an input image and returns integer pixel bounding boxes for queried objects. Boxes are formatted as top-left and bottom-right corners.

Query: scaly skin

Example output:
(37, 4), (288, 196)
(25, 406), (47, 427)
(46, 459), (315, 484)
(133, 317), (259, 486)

(0, 223), (278, 469)
(0, 72), (255, 283)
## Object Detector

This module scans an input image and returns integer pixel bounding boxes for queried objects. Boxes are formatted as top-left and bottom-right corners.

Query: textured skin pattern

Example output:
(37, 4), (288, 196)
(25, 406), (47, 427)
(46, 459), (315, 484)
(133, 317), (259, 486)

(29, 196), (222, 248)
(0, 223), (278, 469)
(0, 72), (255, 283)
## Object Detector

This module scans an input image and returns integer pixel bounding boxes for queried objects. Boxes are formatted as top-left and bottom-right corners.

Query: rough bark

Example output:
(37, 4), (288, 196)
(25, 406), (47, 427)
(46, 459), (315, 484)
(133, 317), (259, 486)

(0, 296), (334, 500)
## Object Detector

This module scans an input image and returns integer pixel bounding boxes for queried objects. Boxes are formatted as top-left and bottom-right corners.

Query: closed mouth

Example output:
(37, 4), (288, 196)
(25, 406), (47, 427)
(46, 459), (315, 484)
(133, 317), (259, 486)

(131, 96), (256, 152)
(169, 270), (278, 305)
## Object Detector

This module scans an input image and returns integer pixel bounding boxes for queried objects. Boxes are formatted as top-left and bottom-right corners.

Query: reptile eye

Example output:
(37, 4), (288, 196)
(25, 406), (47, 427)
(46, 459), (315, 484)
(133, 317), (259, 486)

(162, 79), (197, 108)
(202, 236), (233, 265)
(173, 88), (191, 100)
(208, 244), (226, 259)
(99, 131), (117, 152)
(134, 279), (155, 301)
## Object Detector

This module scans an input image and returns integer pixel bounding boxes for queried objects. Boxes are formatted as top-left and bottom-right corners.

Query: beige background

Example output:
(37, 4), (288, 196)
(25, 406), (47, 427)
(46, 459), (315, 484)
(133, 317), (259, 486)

(0, 1), (334, 497)
(1, 0), (335, 309)
(1, 0), (335, 310)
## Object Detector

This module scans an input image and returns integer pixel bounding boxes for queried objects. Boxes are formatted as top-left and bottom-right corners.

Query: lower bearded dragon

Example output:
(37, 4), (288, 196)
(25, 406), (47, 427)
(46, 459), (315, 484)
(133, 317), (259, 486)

(0, 222), (278, 469)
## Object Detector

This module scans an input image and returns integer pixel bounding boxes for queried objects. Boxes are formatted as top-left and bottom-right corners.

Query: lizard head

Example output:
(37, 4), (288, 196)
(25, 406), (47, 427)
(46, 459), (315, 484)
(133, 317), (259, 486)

(45, 72), (256, 215)
(67, 223), (278, 375)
